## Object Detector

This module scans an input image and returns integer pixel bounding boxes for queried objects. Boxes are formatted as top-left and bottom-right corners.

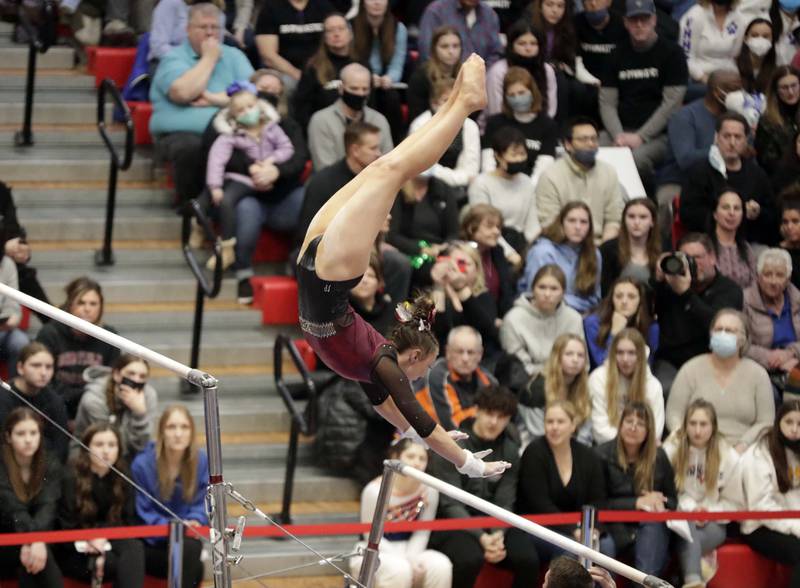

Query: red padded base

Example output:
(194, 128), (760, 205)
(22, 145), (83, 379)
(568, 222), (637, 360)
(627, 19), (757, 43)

(251, 276), (298, 325)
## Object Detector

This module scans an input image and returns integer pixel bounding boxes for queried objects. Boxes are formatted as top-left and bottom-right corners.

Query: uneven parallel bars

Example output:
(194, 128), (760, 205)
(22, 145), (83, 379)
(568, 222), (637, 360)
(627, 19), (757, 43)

(0, 282), (212, 385)
(0, 283), (231, 588)
(381, 460), (674, 588)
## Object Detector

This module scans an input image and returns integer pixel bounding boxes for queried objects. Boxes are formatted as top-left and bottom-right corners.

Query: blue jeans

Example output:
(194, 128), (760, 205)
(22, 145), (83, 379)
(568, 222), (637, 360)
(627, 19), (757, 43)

(233, 188), (304, 280)
(634, 523), (671, 577)
(0, 328), (30, 378)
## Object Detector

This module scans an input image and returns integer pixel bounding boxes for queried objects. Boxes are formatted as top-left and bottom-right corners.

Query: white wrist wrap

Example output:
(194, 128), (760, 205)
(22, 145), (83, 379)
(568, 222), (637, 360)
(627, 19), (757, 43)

(456, 449), (486, 478)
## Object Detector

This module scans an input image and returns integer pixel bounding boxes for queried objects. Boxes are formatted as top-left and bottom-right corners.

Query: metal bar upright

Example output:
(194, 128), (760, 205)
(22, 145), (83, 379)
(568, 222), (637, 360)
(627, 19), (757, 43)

(357, 465), (396, 588)
(279, 418), (300, 524)
(200, 378), (232, 588)
(167, 519), (184, 588)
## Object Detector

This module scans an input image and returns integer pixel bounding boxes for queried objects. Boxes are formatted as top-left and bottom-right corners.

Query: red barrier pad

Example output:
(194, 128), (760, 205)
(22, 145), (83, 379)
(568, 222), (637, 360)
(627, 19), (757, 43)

(252, 229), (291, 263)
(128, 101), (153, 146)
(251, 276), (298, 325)
(708, 543), (791, 588)
(293, 338), (317, 371)
(90, 47), (137, 89)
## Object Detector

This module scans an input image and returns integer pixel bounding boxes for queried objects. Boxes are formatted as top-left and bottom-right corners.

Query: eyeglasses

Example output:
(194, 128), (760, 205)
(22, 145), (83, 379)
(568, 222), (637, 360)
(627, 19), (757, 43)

(192, 24), (221, 32)
(571, 135), (599, 144)
(622, 419), (646, 430)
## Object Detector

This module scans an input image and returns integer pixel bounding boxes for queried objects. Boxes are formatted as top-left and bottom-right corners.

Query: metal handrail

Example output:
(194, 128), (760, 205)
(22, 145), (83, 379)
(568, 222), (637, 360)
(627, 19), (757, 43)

(14, 0), (57, 147)
(182, 199), (222, 298)
(273, 334), (319, 524)
(95, 78), (134, 266)
(181, 199), (223, 394)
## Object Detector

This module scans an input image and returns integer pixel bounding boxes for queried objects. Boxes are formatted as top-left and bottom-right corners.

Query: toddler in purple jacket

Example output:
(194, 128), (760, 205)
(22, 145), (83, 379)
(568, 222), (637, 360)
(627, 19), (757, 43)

(199, 81), (295, 270)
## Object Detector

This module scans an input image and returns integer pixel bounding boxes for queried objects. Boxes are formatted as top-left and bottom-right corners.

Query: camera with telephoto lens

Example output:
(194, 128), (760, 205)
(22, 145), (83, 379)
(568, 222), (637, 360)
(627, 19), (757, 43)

(660, 252), (696, 279)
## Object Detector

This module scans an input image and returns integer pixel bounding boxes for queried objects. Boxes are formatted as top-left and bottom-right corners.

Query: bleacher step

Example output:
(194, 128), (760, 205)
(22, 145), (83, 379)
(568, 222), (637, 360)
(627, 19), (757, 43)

(12, 185), (173, 206)
(0, 126), (128, 146)
(0, 155), (152, 182)
(2, 46), (75, 69)
(0, 101), (112, 124)
(19, 205), (177, 240)
(223, 463), (360, 503)
(2, 69), (96, 90)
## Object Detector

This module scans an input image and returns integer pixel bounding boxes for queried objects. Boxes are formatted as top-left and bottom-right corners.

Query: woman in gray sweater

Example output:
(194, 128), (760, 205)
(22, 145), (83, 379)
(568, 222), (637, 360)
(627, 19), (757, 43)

(499, 264), (584, 377)
(666, 308), (775, 452)
(73, 354), (158, 460)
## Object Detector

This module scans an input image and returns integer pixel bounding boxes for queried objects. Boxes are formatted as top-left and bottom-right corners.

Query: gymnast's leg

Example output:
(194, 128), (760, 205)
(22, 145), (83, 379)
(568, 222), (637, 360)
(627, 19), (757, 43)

(298, 54), (488, 283)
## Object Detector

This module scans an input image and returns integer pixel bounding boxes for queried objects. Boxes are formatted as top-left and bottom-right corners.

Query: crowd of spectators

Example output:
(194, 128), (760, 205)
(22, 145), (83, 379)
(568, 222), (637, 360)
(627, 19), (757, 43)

(4, 0), (800, 585)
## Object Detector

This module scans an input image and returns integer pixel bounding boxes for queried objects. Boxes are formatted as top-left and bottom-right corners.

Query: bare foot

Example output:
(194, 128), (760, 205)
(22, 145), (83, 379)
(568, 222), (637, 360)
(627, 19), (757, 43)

(456, 53), (487, 112)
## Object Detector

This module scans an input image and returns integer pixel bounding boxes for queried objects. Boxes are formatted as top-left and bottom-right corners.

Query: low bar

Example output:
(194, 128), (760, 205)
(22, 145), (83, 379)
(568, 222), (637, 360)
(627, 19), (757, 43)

(382, 460), (674, 588)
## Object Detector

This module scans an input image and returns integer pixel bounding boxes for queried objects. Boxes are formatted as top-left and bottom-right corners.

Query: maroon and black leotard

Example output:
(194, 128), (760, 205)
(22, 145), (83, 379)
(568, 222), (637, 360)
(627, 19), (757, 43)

(297, 236), (436, 438)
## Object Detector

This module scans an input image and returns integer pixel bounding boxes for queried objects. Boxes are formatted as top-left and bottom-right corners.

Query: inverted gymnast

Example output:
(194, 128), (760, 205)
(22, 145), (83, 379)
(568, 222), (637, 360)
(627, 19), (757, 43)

(296, 55), (510, 479)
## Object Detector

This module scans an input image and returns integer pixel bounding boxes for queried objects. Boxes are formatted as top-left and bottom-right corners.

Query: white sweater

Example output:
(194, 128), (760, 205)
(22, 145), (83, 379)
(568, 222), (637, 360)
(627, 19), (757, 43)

(734, 438), (800, 537)
(468, 172), (542, 243)
(588, 362), (665, 445)
(679, 4), (745, 81)
(662, 434), (743, 513)
(409, 111), (480, 188)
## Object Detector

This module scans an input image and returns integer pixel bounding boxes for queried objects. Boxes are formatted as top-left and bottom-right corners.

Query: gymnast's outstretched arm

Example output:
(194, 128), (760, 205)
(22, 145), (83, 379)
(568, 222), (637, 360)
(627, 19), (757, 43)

(363, 355), (510, 477)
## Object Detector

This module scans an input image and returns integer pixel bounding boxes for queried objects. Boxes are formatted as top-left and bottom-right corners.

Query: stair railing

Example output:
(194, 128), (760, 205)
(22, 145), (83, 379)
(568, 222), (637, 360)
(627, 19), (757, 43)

(273, 334), (319, 525)
(95, 78), (134, 266)
(14, 0), (57, 147)
(180, 198), (223, 394)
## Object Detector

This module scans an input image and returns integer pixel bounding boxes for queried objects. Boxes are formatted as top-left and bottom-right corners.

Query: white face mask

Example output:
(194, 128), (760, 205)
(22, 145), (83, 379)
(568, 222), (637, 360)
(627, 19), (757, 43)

(745, 36), (772, 57)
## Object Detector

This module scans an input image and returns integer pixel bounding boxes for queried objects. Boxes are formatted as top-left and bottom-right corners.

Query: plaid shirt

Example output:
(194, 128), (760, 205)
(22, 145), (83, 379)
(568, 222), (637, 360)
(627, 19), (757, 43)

(419, 0), (503, 66)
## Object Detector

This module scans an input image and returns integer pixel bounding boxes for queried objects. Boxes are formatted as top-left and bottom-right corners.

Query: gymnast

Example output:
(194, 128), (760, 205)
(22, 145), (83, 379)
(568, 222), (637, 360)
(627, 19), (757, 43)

(296, 55), (510, 479)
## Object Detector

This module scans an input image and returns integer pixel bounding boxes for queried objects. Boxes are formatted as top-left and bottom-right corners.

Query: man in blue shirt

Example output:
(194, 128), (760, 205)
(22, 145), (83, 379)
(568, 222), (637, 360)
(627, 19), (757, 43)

(149, 3), (253, 204)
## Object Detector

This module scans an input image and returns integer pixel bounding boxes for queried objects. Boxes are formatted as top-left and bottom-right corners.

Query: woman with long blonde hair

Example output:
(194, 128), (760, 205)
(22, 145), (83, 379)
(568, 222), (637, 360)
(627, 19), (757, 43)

(517, 333), (592, 448)
(131, 405), (208, 588)
(589, 329), (664, 444)
(663, 399), (741, 588)
(596, 402), (676, 579)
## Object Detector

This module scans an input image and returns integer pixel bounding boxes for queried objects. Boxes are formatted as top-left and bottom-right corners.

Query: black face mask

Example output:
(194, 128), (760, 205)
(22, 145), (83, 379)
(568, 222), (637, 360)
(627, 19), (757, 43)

(341, 90), (367, 111)
(506, 160), (531, 175)
(508, 52), (538, 69)
(780, 430), (800, 453)
(120, 376), (145, 391)
(258, 92), (280, 107)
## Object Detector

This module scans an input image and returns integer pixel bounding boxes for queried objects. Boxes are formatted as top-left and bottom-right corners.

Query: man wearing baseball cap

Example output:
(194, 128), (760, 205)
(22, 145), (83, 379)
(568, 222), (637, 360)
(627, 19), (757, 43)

(598, 0), (687, 194)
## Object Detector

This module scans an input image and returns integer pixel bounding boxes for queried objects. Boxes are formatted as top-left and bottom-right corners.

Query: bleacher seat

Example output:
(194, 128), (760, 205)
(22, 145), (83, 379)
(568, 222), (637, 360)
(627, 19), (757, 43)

(708, 543), (792, 588)
(128, 101), (153, 146)
(251, 276), (298, 325)
(86, 47), (137, 89)
(293, 338), (317, 371)
(252, 230), (291, 264)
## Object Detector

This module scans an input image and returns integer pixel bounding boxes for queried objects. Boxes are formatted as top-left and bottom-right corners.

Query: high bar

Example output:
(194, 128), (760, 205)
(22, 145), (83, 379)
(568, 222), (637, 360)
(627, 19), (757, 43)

(383, 460), (674, 588)
(0, 283), (215, 386)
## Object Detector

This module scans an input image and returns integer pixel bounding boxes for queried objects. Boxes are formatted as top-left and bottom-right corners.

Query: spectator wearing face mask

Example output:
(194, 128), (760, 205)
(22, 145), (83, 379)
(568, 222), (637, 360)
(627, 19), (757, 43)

(737, 18), (778, 98)
(769, 0), (800, 66)
(536, 117), (624, 245)
(195, 81), (295, 271)
(484, 21), (558, 123)
(666, 308), (774, 453)
(74, 355), (159, 461)
(469, 127), (542, 250)
(307, 62), (393, 171)
(481, 66), (559, 179)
